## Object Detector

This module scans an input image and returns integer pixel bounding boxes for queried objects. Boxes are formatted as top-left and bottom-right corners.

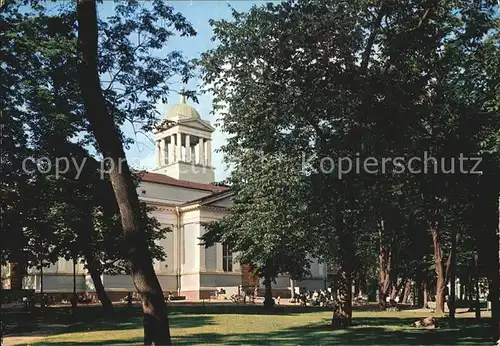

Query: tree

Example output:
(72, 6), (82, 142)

(2, 2), (186, 331)
(202, 152), (313, 308)
(0, 4), (74, 284)
(202, 0), (499, 330)
(201, 0), (380, 326)
(75, 0), (195, 343)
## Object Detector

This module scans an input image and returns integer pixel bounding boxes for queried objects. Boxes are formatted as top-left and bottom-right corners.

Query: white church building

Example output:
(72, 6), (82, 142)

(3, 94), (328, 300)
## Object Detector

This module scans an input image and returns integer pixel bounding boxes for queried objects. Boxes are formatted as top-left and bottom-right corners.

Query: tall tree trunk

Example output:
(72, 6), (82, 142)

(430, 221), (451, 314)
(79, 211), (113, 313)
(416, 278), (423, 307)
(401, 280), (411, 304)
(449, 228), (457, 323)
(40, 264), (44, 307)
(435, 269), (446, 314)
(479, 156), (499, 341)
(423, 282), (428, 308)
(72, 257), (77, 309)
(358, 272), (366, 296)
(332, 269), (352, 329)
(459, 278), (464, 300)
(76, 1), (171, 344)
(84, 252), (113, 312)
(332, 208), (353, 329)
(10, 263), (24, 290)
(378, 264), (391, 309)
(475, 271), (481, 319)
(378, 217), (393, 310)
(263, 275), (274, 308)
(492, 194), (500, 342)
(390, 282), (398, 300)
(468, 276), (473, 301)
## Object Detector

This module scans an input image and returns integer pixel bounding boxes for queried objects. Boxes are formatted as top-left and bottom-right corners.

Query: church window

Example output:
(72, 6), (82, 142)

(222, 243), (233, 272)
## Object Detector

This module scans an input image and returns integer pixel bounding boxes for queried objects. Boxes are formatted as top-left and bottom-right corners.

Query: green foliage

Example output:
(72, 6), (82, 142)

(201, 0), (499, 314)
(202, 152), (313, 280)
(1, 0), (192, 273)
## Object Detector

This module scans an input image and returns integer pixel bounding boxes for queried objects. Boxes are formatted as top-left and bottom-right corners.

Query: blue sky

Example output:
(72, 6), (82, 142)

(98, 1), (273, 182)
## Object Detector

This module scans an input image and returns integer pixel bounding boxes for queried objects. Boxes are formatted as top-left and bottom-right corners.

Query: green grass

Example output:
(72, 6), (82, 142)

(8, 305), (495, 345)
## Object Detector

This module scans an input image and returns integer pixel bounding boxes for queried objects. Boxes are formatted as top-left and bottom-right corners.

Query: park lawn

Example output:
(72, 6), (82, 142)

(30, 308), (493, 345)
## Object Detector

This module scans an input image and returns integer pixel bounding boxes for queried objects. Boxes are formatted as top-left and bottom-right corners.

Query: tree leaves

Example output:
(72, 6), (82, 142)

(201, 0), (499, 301)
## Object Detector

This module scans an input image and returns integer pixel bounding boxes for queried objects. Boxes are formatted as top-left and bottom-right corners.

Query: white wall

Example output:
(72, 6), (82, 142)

(205, 243), (217, 272)
(200, 273), (241, 295)
(154, 230), (175, 274)
(180, 273), (200, 291)
(162, 162), (215, 185)
(182, 210), (201, 274)
(157, 274), (177, 292)
(23, 274), (86, 292)
(138, 181), (211, 204)
(102, 275), (135, 291)
(200, 208), (230, 273)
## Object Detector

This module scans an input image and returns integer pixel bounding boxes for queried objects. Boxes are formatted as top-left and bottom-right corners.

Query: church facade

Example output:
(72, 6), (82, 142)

(2, 95), (328, 300)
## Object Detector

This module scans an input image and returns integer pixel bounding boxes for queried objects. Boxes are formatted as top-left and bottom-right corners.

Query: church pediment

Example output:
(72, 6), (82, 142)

(204, 192), (233, 208)
(178, 118), (215, 132)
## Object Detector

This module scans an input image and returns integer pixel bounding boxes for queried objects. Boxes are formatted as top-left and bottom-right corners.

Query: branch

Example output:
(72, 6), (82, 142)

(417, 8), (431, 29)
(444, 252), (452, 282)
(103, 39), (152, 92)
(360, 0), (387, 73)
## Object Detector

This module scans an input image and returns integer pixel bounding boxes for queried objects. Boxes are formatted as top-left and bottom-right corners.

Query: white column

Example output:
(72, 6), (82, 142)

(198, 137), (204, 166)
(163, 138), (168, 165)
(170, 134), (175, 162)
(185, 134), (191, 162)
(159, 139), (165, 166)
(156, 140), (161, 167)
(216, 243), (223, 272)
(206, 139), (212, 167)
(176, 132), (182, 162)
(179, 225), (185, 273)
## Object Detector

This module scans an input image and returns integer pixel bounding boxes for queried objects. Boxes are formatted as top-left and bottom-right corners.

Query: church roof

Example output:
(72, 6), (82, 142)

(164, 87), (201, 120)
(139, 171), (229, 193)
(182, 189), (233, 206)
(165, 103), (201, 120)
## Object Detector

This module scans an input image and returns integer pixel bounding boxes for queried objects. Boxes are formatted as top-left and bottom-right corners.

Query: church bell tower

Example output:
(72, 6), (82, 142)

(152, 88), (215, 184)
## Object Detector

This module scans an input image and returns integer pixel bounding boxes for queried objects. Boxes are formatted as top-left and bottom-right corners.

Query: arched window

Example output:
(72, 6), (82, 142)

(222, 243), (233, 272)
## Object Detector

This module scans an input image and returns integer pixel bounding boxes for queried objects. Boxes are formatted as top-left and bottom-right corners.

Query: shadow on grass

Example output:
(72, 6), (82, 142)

(6, 301), (402, 327)
(4, 308), (216, 342)
(29, 316), (494, 345)
(61, 314), (216, 334)
(170, 318), (492, 345)
(7, 305), (493, 345)
(33, 338), (144, 345)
